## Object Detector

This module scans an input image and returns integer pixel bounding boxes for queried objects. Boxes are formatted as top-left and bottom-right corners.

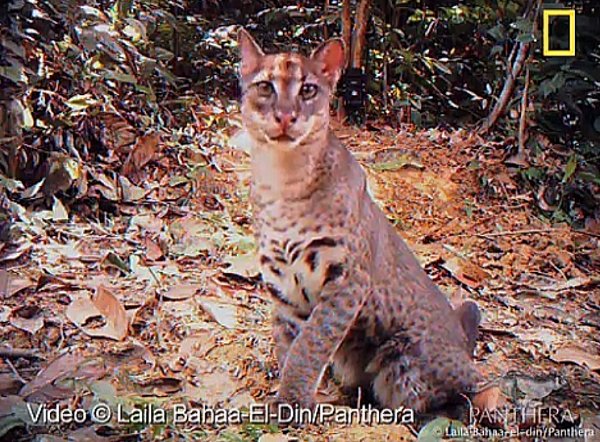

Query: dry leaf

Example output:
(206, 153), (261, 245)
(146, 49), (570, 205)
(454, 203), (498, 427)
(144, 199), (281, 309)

(0, 374), (23, 395)
(52, 197), (68, 222)
(66, 286), (128, 340)
(197, 298), (238, 329)
(1, 273), (35, 298)
(9, 305), (44, 334)
(442, 256), (490, 288)
(161, 284), (202, 301)
(20, 352), (105, 400)
(139, 377), (182, 397)
(222, 253), (260, 279)
(551, 345), (600, 371)
(183, 371), (239, 407)
(119, 176), (147, 202)
(472, 385), (503, 412)
(10, 315), (44, 334)
(122, 133), (160, 176)
(0, 306), (10, 322)
(0, 269), (7, 297)
(516, 375), (565, 400)
(258, 434), (291, 442)
(179, 331), (215, 358)
(144, 237), (163, 261)
(0, 242), (31, 263)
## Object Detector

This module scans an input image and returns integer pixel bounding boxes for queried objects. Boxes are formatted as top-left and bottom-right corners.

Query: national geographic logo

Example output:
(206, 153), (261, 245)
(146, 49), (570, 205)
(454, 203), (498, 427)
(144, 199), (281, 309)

(542, 4), (576, 57)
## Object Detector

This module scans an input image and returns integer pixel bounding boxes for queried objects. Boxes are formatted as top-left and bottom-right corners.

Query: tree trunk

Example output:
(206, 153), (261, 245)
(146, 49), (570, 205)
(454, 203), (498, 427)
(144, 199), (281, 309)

(350, 0), (371, 69)
(323, 0), (330, 39)
(341, 0), (352, 67)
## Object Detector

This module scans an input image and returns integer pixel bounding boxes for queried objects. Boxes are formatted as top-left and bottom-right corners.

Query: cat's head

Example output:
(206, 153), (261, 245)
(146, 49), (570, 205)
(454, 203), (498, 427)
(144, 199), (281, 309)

(237, 29), (344, 149)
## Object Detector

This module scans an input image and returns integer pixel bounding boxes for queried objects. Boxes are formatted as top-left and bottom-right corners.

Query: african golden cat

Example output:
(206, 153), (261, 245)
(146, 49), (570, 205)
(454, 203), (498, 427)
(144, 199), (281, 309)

(237, 28), (487, 414)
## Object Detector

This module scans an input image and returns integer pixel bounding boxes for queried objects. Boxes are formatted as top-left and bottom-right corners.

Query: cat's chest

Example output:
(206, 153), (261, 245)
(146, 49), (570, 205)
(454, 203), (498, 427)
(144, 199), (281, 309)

(258, 232), (348, 316)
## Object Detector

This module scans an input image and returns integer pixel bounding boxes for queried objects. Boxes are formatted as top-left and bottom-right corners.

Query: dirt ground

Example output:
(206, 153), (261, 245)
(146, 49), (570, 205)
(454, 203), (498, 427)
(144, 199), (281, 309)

(1, 120), (599, 441)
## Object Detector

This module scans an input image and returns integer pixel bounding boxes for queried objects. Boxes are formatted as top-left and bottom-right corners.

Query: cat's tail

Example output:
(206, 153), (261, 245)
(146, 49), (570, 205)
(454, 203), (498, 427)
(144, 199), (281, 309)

(455, 301), (481, 355)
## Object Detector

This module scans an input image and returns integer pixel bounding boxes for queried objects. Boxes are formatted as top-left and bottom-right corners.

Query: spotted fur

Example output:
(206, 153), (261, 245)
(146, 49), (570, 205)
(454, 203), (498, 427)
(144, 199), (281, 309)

(238, 29), (487, 413)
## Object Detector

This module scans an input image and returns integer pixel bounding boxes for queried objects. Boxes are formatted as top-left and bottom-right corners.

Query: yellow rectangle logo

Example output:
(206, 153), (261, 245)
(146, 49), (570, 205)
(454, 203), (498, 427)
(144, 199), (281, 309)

(543, 9), (576, 56)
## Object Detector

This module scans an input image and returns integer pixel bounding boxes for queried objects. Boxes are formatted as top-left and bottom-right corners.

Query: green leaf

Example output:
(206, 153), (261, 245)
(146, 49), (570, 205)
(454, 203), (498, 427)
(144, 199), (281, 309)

(105, 251), (130, 274)
(487, 24), (505, 41)
(103, 69), (138, 85)
(538, 73), (566, 98)
(0, 63), (27, 84)
(417, 417), (449, 442)
(293, 26), (305, 37)
(65, 94), (98, 110)
(563, 155), (577, 182)
(523, 167), (543, 180)
(418, 417), (467, 441)
(21, 105), (34, 128)
(517, 33), (535, 44)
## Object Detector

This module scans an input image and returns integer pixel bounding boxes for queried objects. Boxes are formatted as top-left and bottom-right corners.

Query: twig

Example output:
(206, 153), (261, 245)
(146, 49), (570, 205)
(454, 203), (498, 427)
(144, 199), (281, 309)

(4, 357), (26, 384)
(469, 228), (600, 240)
(517, 66), (530, 159)
(0, 347), (41, 359)
(477, 228), (562, 238)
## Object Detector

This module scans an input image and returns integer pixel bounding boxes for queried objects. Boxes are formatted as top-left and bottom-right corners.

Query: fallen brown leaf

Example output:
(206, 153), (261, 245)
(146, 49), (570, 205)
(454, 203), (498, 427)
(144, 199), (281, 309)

(144, 237), (163, 261)
(161, 284), (202, 301)
(9, 305), (44, 334)
(20, 352), (106, 401)
(122, 133), (160, 176)
(442, 256), (490, 288)
(0, 242), (31, 263)
(197, 298), (238, 329)
(0, 373), (23, 395)
(472, 385), (504, 412)
(66, 286), (128, 340)
(550, 345), (600, 371)
(1, 274), (35, 298)
(222, 253), (260, 279)
(183, 370), (240, 407)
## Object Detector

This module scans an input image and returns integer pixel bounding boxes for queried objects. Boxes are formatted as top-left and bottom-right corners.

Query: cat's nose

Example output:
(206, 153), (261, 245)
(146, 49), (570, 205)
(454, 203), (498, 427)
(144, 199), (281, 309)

(274, 112), (297, 130)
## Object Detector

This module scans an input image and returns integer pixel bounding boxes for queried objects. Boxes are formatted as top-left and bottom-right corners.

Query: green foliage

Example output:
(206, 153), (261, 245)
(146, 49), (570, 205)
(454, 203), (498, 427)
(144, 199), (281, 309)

(1, 0), (598, 223)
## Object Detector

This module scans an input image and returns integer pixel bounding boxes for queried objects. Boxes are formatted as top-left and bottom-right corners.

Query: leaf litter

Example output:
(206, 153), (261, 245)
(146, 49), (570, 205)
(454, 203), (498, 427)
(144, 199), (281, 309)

(2, 122), (600, 441)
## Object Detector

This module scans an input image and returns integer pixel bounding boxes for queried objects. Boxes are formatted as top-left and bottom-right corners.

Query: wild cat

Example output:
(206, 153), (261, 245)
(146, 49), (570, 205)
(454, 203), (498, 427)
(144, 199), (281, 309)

(237, 28), (487, 413)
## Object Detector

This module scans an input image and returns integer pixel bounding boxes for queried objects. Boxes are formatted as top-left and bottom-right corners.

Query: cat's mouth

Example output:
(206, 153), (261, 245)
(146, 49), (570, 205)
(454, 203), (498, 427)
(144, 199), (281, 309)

(268, 134), (296, 142)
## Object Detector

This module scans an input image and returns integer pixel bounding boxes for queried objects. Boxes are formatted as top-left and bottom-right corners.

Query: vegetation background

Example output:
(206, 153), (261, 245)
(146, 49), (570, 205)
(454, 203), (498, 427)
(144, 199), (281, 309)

(1, 0), (599, 225)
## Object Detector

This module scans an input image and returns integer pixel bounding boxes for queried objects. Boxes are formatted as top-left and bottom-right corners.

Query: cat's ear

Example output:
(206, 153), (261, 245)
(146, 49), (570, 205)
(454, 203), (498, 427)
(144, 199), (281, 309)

(310, 38), (345, 87)
(238, 28), (264, 77)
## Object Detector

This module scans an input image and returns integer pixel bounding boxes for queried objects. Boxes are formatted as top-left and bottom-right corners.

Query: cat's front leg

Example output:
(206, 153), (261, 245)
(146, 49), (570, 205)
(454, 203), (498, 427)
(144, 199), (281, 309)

(272, 310), (301, 367)
(275, 276), (369, 409)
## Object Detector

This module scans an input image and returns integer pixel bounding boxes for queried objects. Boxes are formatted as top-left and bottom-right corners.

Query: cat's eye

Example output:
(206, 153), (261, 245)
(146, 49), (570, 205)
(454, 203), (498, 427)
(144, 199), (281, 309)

(255, 81), (274, 98)
(300, 83), (318, 100)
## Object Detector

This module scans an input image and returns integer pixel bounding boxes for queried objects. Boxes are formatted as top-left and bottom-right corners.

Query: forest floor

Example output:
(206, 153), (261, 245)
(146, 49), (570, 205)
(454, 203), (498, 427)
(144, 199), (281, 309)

(1, 119), (600, 441)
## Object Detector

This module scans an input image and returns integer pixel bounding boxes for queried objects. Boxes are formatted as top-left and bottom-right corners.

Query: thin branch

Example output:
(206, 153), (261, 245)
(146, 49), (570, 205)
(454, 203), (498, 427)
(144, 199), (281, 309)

(4, 358), (27, 384)
(450, 227), (600, 240)
(479, 41), (530, 133)
(0, 347), (42, 359)
(518, 66), (530, 156)
(480, 0), (541, 134)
